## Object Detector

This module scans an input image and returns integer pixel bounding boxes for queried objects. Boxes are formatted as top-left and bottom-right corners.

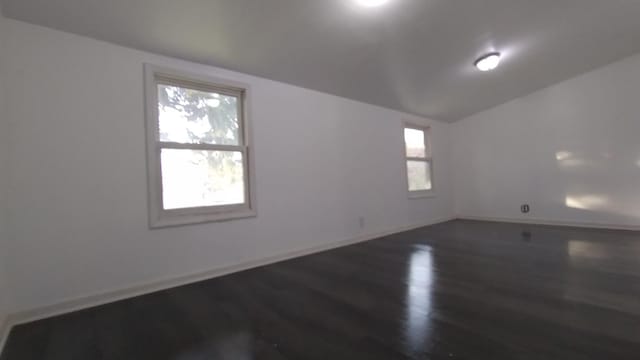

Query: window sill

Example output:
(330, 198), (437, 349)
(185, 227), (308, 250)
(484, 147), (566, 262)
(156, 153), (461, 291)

(408, 191), (436, 199)
(150, 209), (257, 229)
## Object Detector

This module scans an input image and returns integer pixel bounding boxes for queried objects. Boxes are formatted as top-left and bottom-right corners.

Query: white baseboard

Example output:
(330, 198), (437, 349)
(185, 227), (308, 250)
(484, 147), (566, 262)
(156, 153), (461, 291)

(4, 216), (455, 337)
(457, 215), (640, 232)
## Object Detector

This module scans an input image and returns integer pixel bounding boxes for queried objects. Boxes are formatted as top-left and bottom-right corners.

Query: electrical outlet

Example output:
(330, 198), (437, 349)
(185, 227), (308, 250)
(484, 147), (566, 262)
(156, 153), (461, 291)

(521, 204), (530, 214)
(358, 217), (365, 229)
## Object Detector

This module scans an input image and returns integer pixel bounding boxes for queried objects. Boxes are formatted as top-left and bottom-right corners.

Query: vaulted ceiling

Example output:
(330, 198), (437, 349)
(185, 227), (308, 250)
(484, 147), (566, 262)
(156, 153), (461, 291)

(4, 0), (640, 121)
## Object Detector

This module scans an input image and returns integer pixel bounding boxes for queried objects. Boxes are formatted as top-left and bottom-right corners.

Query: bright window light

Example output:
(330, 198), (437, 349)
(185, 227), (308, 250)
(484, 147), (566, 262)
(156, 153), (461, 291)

(355, 0), (389, 7)
(475, 52), (501, 72)
(403, 125), (433, 194)
(144, 65), (256, 228)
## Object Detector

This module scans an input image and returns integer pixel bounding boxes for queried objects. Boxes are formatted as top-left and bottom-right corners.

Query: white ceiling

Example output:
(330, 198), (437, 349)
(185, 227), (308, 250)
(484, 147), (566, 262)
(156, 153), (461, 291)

(4, 0), (640, 121)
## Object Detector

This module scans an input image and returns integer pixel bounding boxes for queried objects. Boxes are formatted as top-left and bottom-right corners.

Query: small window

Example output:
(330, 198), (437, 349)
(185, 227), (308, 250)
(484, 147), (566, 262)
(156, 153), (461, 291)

(145, 65), (256, 228)
(403, 125), (433, 196)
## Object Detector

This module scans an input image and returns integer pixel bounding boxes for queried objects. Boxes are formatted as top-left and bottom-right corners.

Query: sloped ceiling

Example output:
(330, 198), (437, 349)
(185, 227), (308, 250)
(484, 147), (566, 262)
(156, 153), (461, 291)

(3, 0), (640, 121)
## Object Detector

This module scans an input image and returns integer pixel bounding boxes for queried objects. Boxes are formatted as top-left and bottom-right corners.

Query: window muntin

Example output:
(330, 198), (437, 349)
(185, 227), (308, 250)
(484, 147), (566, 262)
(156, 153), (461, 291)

(404, 125), (433, 195)
(145, 65), (255, 227)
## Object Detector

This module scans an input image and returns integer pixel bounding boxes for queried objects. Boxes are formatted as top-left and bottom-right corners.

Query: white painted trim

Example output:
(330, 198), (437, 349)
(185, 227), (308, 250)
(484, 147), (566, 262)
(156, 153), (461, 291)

(4, 216), (455, 334)
(409, 191), (436, 199)
(457, 215), (640, 232)
(144, 63), (258, 229)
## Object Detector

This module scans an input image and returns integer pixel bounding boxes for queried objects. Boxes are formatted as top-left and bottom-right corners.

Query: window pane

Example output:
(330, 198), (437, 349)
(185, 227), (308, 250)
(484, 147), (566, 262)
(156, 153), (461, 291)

(158, 84), (240, 145)
(407, 160), (432, 191)
(404, 128), (426, 158)
(161, 149), (245, 210)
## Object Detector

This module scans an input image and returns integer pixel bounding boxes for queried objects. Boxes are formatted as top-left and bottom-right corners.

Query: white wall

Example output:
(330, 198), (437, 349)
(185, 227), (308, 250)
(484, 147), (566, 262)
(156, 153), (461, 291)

(2, 19), (453, 314)
(453, 53), (640, 229)
(0, 12), (13, 329)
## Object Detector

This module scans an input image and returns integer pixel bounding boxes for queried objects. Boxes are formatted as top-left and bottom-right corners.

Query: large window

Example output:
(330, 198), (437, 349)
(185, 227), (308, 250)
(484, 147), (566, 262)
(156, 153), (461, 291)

(404, 125), (433, 196)
(145, 65), (256, 228)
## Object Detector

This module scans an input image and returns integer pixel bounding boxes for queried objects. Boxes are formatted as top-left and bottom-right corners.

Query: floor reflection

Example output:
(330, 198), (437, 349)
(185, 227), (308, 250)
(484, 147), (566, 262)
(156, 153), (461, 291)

(405, 245), (435, 354)
(568, 240), (610, 261)
(177, 332), (252, 360)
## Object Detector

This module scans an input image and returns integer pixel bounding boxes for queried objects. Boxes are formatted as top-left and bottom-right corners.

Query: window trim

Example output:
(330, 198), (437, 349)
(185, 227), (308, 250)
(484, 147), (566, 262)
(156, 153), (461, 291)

(403, 122), (435, 199)
(144, 64), (257, 228)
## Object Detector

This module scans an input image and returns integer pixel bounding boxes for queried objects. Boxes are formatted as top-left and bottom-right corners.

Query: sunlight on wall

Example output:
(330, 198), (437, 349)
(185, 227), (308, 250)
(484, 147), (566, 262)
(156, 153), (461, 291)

(555, 151), (572, 161)
(565, 195), (610, 210)
(555, 151), (591, 168)
(405, 246), (434, 354)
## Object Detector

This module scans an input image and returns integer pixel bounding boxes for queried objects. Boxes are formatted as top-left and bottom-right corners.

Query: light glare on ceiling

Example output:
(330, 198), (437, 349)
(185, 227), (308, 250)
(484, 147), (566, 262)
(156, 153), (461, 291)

(355, 0), (389, 7)
(475, 52), (501, 72)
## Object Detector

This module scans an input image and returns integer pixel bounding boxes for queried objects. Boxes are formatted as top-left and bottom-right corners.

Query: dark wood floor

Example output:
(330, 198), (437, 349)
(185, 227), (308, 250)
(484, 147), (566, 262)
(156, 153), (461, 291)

(3, 220), (640, 359)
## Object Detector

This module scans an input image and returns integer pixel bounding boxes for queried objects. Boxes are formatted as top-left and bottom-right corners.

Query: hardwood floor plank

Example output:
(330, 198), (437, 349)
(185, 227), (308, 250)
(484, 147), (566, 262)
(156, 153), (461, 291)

(2, 220), (640, 359)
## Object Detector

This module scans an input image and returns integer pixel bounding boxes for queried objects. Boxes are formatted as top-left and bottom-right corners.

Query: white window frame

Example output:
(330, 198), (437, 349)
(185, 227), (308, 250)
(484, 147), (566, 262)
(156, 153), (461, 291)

(403, 123), (435, 198)
(144, 64), (257, 228)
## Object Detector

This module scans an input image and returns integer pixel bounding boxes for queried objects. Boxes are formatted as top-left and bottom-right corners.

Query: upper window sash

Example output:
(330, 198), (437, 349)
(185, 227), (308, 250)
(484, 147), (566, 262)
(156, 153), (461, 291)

(404, 126), (431, 160)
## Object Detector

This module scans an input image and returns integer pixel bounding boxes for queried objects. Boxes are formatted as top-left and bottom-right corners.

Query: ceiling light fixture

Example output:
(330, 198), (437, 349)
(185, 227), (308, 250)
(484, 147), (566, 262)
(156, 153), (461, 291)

(475, 52), (501, 72)
(355, 0), (389, 7)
